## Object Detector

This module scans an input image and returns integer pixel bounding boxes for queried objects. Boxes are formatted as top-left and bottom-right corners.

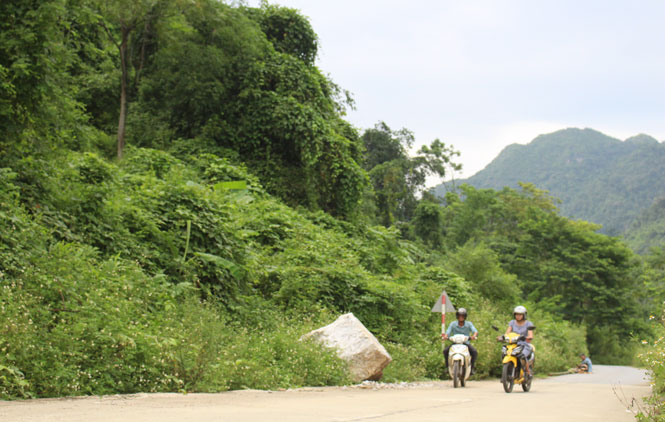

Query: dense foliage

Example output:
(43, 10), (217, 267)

(429, 184), (647, 362)
(0, 0), (660, 401)
(0, 153), (587, 398)
(638, 306), (665, 420)
(626, 198), (665, 254)
(361, 122), (461, 226)
(434, 129), (665, 241)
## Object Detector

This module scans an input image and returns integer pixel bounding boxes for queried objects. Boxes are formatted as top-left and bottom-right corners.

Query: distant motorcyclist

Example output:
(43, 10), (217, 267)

(498, 306), (535, 377)
(442, 308), (479, 374)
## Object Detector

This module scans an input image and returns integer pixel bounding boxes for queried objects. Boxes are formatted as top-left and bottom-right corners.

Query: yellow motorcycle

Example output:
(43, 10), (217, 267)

(496, 329), (536, 393)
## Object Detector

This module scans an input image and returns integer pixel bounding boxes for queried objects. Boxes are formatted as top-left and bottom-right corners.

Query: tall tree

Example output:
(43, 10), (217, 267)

(135, 2), (366, 217)
(96, 0), (165, 159)
(361, 121), (413, 170)
(0, 0), (86, 156)
(246, 2), (318, 65)
(362, 122), (460, 225)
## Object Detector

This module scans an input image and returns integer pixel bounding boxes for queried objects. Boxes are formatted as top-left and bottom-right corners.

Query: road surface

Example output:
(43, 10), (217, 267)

(0, 365), (650, 422)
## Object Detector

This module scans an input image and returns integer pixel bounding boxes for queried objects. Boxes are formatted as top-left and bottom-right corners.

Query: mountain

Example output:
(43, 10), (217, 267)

(624, 197), (665, 254)
(434, 128), (665, 238)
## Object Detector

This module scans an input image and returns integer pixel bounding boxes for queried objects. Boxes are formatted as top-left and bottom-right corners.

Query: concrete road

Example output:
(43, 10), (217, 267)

(543, 364), (648, 385)
(0, 365), (650, 422)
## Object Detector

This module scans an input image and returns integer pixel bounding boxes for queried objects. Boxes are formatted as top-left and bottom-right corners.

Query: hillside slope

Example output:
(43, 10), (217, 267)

(624, 197), (665, 254)
(435, 128), (665, 236)
(0, 0), (655, 400)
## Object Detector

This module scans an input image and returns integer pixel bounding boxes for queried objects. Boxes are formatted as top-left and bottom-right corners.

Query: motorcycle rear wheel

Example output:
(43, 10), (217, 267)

(502, 362), (515, 393)
(453, 361), (461, 388)
(521, 376), (532, 392)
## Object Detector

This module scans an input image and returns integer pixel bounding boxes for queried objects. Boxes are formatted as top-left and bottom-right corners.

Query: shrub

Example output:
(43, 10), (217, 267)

(0, 241), (351, 399)
(0, 243), (182, 397)
(637, 310), (665, 421)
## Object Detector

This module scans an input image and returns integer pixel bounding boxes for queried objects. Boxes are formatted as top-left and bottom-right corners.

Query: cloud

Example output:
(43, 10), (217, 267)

(247, 0), (665, 183)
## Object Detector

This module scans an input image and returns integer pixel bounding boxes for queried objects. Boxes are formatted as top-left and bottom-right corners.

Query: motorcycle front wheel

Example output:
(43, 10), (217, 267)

(460, 364), (466, 387)
(453, 360), (461, 388)
(522, 359), (534, 392)
(502, 362), (515, 393)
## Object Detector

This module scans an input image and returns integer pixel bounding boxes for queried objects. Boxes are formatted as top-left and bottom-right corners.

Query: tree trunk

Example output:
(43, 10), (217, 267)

(135, 20), (150, 87)
(117, 27), (129, 159)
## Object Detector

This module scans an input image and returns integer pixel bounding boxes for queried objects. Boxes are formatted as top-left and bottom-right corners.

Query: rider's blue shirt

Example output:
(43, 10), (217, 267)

(581, 357), (593, 372)
(446, 321), (478, 337)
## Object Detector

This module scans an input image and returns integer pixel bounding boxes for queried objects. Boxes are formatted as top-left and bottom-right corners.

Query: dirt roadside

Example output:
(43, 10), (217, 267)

(0, 365), (650, 422)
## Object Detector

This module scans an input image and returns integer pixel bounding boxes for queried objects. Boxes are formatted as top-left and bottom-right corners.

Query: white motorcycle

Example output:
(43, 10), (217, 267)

(447, 334), (472, 388)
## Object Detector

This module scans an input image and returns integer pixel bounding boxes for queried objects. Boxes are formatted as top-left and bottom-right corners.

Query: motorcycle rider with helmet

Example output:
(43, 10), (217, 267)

(499, 305), (535, 377)
(442, 308), (479, 374)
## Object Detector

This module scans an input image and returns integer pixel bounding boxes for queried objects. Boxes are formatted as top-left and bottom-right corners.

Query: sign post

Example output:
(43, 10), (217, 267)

(431, 290), (456, 346)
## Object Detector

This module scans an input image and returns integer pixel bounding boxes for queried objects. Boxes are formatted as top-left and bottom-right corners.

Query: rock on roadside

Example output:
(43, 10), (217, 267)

(302, 313), (392, 382)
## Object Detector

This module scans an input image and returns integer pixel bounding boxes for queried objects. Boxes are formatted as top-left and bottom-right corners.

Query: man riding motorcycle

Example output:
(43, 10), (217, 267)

(442, 308), (479, 374)
(498, 305), (535, 377)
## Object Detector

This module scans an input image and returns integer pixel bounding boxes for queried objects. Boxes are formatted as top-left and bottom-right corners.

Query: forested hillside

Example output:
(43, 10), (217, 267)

(434, 128), (665, 241)
(1, 0), (663, 400)
(625, 198), (665, 254)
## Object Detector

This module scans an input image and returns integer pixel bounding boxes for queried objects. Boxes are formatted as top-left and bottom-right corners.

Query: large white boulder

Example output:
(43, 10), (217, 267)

(302, 313), (392, 382)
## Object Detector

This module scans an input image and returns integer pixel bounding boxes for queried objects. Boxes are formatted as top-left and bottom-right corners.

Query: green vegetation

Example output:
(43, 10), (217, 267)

(637, 248), (665, 420)
(0, 147), (590, 398)
(431, 184), (647, 363)
(1, 0), (661, 400)
(625, 198), (665, 254)
(434, 128), (665, 243)
(640, 315), (665, 421)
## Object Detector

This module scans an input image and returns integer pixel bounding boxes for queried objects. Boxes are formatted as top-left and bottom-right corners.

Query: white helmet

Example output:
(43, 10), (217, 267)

(513, 305), (527, 318)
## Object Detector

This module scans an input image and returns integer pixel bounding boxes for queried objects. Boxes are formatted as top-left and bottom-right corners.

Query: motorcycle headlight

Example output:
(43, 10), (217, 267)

(501, 346), (507, 354)
(512, 346), (523, 356)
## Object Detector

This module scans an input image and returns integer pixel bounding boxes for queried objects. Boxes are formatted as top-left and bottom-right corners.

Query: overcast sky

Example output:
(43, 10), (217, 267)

(247, 0), (665, 179)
